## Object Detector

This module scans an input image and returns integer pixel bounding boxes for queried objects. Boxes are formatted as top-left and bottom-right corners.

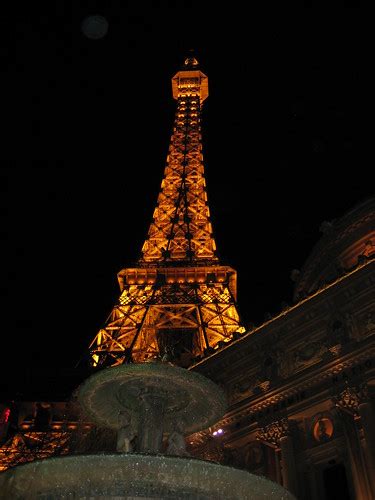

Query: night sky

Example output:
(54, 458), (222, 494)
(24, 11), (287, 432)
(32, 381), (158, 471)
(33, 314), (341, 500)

(1, 4), (370, 393)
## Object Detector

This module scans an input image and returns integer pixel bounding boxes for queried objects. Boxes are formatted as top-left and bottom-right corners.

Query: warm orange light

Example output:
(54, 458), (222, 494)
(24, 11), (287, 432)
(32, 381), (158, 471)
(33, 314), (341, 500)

(87, 59), (244, 368)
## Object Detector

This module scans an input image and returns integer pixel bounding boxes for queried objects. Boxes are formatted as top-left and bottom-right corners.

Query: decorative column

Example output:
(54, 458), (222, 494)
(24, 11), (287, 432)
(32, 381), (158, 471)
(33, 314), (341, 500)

(358, 395), (375, 497)
(335, 406), (369, 500)
(275, 449), (282, 486)
(334, 383), (374, 500)
(305, 460), (319, 500)
(279, 433), (298, 494)
(257, 417), (298, 497)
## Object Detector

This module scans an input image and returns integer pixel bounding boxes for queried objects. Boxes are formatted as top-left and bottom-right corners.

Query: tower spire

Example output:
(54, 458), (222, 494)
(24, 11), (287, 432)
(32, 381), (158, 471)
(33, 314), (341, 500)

(87, 58), (244, 368)
(140, 55), (212, 263)
(183, 50), (200, 69)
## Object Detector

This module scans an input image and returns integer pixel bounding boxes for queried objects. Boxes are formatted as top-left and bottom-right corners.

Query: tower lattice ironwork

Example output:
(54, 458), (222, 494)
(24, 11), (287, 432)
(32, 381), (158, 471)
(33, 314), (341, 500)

(88, 56), (245, 368)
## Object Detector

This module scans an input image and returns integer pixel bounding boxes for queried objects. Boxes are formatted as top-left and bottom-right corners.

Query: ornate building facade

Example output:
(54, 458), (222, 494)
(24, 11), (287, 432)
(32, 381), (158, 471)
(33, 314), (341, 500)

(1, 58), (374, 500)
(189, 197), (375, 499)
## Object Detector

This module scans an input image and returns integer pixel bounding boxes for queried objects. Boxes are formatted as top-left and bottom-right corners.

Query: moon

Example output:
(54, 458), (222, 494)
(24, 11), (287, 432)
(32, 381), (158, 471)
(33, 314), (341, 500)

(81, 15), (109, 40)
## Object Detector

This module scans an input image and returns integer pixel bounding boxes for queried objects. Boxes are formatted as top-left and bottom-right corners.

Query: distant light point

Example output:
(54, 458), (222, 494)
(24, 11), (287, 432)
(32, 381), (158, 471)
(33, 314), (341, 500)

(81, 15), (109, 40)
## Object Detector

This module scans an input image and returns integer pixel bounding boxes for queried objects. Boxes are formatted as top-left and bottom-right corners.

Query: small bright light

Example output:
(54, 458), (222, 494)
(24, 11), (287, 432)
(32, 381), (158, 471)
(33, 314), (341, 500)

(217, 428), (223, 434)
(213, 431), (218, 436)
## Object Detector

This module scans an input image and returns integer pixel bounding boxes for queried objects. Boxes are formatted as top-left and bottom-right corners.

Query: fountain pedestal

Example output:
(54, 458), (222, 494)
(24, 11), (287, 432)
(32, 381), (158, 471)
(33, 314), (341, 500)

(137, 388), (166, 453)
(76, 362), (228, 455)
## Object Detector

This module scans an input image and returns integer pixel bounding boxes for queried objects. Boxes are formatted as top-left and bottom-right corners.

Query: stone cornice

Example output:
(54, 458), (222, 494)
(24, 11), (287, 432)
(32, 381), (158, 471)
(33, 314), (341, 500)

(217, 345), (375, 429)
(190, 258), (374, 372)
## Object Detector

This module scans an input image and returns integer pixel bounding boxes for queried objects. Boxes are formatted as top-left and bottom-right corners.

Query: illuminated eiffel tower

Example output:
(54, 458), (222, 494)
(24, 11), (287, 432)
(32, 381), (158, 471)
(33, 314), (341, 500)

(88, 55), (245, 368)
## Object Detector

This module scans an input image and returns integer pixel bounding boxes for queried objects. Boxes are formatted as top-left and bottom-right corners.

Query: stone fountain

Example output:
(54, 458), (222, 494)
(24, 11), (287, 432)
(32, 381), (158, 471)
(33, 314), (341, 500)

(0, 362), (294, 499)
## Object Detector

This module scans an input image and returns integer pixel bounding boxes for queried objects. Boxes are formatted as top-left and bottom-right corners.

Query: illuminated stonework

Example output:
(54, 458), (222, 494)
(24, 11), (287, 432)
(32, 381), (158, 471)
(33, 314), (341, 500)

(88, 58), (244, 367)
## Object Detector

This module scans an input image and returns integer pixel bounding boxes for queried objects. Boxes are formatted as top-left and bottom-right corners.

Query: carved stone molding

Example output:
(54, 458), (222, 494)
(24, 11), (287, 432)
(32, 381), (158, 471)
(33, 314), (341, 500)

(256, 417), (289, 446)
(328, 344), (342, 357)
(343, 311), (361, 342)
(363, 310), (375, 337)
(333, 383), (369, 415)
(210, 351), (374, 435)
(247, 349), (374, 415)
(276, 339), (328, 379)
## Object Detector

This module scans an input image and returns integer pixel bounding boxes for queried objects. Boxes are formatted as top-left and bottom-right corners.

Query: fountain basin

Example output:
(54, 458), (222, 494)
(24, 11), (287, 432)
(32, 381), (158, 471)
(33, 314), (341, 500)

(0, 453), (295, 499)
(78, 362), (227, 435)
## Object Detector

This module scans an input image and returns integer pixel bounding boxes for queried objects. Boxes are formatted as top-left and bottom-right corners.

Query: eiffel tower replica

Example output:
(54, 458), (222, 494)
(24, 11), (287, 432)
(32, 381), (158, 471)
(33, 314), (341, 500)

(0, 55), (245, 473)
(88, 55), (245, 369)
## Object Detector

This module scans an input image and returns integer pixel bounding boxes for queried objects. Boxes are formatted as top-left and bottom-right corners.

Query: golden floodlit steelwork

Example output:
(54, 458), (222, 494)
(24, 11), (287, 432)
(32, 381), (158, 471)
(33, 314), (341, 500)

(1, 55), (374, 497)
(88, 56), (245, 368)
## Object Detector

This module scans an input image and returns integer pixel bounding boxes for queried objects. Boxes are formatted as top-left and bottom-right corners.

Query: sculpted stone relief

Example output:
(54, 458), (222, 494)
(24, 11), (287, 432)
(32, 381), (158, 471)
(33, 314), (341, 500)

(229, 307), (370, 403)
(363, 310), (375, 336)
(256, 417), (289, 447)
(276, 310), (367, 379)
(276, 349), (294, 379)
(116, 409), (136, 453)
(342, 309), (375, 341)
(333, 383), (369, 416)
(343, 311), (361, 341)
(230, 341), (328, 401)
(328, 312), (362, 351)
(229, 350), (283, 402)
(166, 423), (190, 457)
(229, 376), (261, 403)
(276, 338), (327, 379)
(328, 309), (372, 345)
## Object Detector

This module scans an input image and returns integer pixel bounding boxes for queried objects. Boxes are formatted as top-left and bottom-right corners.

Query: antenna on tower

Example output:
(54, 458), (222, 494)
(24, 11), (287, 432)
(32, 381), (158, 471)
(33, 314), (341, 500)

(184, 49), (199, 68)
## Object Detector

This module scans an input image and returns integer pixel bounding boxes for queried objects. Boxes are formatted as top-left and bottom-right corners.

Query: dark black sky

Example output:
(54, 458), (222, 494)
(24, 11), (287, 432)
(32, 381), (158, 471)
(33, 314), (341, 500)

(0, 4), (370, 391)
